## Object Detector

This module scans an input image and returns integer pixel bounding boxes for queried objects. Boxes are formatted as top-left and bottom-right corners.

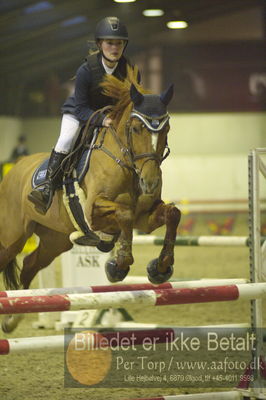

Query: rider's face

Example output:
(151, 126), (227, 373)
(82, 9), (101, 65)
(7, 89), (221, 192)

(100, 39), (125, 64)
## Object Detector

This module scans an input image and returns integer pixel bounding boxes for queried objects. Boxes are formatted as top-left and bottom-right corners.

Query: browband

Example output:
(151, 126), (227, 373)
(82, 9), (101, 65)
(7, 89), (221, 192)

(131, 110), (169, 132)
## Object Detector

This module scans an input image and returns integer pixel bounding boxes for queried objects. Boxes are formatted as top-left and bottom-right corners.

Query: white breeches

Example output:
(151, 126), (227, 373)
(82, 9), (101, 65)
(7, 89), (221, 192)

(54, 113), (80, 154)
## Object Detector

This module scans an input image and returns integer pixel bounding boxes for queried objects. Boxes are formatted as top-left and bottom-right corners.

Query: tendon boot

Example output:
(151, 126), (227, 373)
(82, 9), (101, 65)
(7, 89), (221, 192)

(28, 149), (67, 215)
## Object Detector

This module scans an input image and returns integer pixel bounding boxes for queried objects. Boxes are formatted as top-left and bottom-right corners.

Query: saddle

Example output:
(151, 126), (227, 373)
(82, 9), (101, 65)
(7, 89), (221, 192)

(31, 129), (116, 251)
(32, 107), (112, 189)
(31, 146), (92, 190)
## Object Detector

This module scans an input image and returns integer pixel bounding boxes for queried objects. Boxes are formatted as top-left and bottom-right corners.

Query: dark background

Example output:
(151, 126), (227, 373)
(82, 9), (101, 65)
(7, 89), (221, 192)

(1, 0), (266, 116)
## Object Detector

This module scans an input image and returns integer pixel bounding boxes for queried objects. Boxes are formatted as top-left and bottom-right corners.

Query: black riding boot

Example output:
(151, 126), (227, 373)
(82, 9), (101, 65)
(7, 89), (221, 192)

(28, 149), (67, 215)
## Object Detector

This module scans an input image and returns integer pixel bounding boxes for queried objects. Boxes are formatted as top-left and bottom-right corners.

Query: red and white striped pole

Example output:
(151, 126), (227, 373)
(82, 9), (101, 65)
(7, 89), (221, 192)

(0, 283), (265, 314)
(0, 278), (247, 298)
(0, 328), (178, 355)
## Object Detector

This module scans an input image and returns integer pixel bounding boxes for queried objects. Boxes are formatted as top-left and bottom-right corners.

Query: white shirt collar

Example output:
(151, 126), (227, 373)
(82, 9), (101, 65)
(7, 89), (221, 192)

(102, 57), (118, 74)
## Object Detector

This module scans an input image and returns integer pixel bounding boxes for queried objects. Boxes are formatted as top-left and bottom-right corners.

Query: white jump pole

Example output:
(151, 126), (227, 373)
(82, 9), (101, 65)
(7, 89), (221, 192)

(127, 392), (242, 400)
(133, 235), (265, 247)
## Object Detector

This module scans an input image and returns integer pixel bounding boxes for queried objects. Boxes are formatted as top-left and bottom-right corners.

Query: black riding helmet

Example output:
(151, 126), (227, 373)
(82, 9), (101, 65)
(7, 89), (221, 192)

(95, 16), (128, 42)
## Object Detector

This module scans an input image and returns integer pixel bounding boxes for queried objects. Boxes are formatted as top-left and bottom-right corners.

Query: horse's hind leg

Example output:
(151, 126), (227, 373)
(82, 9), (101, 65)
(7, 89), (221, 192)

(0, 237), (26, 290)
(20, 225), (73, 289)
(0, 219), (36, 289)
(2, 225), (72, 333)
(0, 232), (34, 333)
(135, 201), (181, 284)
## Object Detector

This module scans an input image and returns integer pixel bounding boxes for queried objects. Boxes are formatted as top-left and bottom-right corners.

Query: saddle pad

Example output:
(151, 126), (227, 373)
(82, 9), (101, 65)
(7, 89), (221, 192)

(31, 159), (50, 188)
(31, 129), (98, 189)
(31, 148), (93, 189)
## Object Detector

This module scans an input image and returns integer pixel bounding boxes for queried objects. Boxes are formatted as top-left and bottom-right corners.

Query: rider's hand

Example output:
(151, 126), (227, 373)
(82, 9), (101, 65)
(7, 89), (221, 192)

(102, 117), (113, 127)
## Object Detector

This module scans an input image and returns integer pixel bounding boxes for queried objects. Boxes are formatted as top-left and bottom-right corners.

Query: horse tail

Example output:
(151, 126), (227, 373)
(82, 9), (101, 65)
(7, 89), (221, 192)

(3, 258), (20, 290)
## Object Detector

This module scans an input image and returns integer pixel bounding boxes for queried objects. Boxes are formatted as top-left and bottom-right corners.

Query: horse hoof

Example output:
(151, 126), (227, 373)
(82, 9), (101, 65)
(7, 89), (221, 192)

(147, 258), (173, 284)
(105, 258), (129, 283)
(97, 240), (115, 253)
(2, 314), (24, 333)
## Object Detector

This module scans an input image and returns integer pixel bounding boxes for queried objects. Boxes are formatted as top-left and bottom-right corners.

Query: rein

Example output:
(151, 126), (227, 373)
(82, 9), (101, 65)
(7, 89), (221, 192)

(61, 106), (113, 176)
(91, 124), (135, 172)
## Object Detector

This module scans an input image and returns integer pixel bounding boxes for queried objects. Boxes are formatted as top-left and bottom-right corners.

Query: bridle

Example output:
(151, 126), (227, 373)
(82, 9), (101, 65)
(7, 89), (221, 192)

(91, 109), (171, 177)
(126, 110), (170, 165)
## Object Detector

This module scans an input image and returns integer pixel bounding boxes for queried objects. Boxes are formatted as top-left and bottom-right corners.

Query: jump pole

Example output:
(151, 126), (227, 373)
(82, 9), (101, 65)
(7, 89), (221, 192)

(133, 235), (266, 247)
(0, 283), (266, 314)
(0, 278), (248, 298)
(0, 323), (252, 355)
(127, 392), (241, 400)
(0, 327), (252, 355)
(0, 328), (174, 354)
(0, 327), (208, 355)
(0, 335), (65, 354)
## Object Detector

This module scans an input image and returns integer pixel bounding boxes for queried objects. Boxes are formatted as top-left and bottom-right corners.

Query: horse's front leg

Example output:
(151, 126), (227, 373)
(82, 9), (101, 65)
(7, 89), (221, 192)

(91, 198), (134, 282)
(105, 206), (134, 282)
(136, 201), (181, 284)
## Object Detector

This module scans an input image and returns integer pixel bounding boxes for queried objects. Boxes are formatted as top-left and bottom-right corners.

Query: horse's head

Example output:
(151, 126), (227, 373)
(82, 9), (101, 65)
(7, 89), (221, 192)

(128, 83), (174, 195)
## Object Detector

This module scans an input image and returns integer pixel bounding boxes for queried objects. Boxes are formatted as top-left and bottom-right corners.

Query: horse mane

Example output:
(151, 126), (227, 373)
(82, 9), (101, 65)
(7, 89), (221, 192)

(101, 65), (149, 121)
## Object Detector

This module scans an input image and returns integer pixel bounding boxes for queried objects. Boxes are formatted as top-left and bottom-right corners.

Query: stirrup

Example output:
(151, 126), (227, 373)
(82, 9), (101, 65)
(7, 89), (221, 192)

(28, 186), (53, 215)
(70, 231), (100, 246)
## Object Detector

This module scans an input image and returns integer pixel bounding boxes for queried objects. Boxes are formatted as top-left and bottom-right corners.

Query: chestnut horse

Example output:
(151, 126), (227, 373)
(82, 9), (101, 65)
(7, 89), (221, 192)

(0, 67), (181, 332)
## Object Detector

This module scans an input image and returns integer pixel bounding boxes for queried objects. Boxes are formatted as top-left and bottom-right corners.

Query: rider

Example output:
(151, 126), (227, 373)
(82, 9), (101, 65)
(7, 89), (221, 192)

(28, 16), (138, 215)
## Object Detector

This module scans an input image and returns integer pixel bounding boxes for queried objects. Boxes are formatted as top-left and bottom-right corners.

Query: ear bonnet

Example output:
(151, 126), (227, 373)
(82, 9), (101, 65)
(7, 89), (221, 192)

(130, 84), (174, 132)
